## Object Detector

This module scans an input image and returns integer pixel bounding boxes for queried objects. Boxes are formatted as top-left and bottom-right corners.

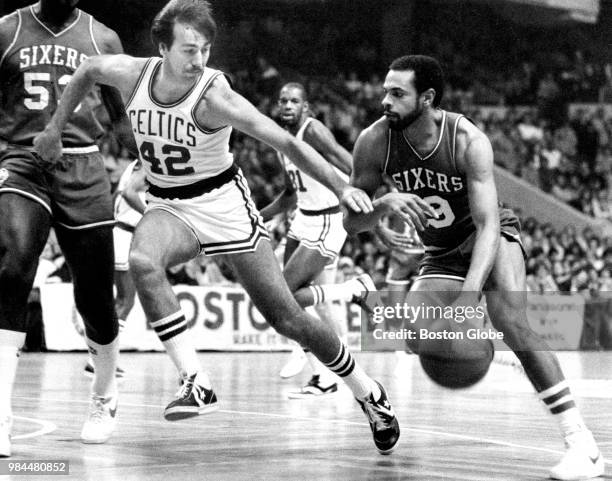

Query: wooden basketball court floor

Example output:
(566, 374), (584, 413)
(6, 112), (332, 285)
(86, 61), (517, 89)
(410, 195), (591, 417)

(7, 351), (612, 480)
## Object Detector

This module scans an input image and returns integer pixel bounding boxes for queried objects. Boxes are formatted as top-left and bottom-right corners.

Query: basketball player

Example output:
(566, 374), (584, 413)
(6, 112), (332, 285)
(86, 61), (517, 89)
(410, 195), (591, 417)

(0, 0), (136, 455)
(84, 159), (146, 378)
(261, 82), (375, 396)
(343, 55), (603, 479)
(34, 0), (400, 454)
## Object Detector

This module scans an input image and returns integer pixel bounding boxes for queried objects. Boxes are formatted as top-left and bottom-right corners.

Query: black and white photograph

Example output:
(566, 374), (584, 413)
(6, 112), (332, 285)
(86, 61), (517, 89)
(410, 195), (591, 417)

(0, 0), (610, 479)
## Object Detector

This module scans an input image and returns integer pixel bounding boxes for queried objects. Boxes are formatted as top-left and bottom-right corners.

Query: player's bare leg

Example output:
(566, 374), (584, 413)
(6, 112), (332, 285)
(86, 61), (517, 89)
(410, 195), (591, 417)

(286, 259), (343, 398)
(485, 239), (603, 480)
(227, 239), (400, 454)
(0, 194), (50, 457)
(129, 210), (217, 420)
(84, 268), (132, 379)
(56, 225), (120, 443)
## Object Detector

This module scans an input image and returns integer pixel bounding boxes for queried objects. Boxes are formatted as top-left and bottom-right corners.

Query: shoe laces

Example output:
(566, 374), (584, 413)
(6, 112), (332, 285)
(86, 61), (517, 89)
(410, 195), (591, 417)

(176, 375), (196, 399)
(89, 396), (109, 422)
(363, 395), (394, 430)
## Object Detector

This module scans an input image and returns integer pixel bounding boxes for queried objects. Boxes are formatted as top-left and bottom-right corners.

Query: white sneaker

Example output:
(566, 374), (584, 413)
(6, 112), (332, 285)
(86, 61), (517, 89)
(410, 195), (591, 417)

(279, 349), (307, 379)
(81, 394), (117, 444)
(549, 430), (604, 480)
(0, 416), (11, 457)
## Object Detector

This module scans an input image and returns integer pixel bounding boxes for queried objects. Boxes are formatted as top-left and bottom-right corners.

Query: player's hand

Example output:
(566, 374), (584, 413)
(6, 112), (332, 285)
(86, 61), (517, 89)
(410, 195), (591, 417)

(375, 221), (415, 250)
(381, 192), (438, 231)
(340, 185), (373, 213)
(33, 125), (62, 170)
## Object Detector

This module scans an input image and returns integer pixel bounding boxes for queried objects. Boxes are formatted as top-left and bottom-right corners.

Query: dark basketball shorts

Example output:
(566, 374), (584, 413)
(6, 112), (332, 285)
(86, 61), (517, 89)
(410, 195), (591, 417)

(0, 147), (114, 229)
(416, 209), (524, 281)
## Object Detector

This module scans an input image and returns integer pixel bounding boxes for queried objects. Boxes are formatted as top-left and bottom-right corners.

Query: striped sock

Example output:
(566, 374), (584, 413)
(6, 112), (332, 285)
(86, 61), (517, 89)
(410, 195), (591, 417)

(538, 381), (585, 436)
(309, 285), (325, 305)
(151, 311), (205, 383)
(309, 278), (363, 305)
(324, 343), (380, 400)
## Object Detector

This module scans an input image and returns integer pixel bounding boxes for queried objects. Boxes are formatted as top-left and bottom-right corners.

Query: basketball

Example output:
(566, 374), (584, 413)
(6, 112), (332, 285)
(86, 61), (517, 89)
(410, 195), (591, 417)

(419, 335), (494, 389)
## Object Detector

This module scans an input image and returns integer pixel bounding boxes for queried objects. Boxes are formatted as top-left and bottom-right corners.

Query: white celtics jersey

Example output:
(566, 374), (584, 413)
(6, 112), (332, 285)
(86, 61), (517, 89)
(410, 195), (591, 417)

(280, 118), (348, 211)
(125, 58), (233, 188)
(114, 160), (145, 227)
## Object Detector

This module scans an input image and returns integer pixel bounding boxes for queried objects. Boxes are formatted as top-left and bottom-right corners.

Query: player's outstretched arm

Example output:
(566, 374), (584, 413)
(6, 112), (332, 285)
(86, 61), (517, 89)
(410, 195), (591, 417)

(33, 54), (143, 163)
(459, 120), (500, 294)
(343, 122), (437, 235)
(94, 23), (138, 158)
(304, 119), (352, 175)
(201, 76), (372, 214)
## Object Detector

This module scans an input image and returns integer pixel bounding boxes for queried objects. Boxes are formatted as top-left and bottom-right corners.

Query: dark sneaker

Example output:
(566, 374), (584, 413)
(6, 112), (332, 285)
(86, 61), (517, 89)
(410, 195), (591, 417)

(350, 274), (376, 315)
(357, 381), (400, 454)
(287, 375), (338, 399)
(84, 360), (125, 379)
(164, 372), (219, 421)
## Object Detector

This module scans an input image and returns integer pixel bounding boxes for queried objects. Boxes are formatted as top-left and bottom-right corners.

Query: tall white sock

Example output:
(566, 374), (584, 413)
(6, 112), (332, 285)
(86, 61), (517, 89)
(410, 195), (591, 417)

(324, 342), (380, 400)
(309, 277), (366, 304)
(151, 311), (210, 387)
(87, 336), (119, 398)
(538, 381), (586, 437)
(0, 330), (25, 417)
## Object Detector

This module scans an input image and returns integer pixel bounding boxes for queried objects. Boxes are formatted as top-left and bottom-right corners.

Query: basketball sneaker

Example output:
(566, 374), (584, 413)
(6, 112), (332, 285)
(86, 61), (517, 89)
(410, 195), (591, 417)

(279, 348), (307, 379)
(549, 430), (604, 480)
(357, 381), (400, 455)
(287, 375), (338, 399)
(164, 372), (218, 421)
(84, 360), (125, 379)
(350, 273), (376, 314)
(0, 416), (11, 457)
(81, 394), (117, 444)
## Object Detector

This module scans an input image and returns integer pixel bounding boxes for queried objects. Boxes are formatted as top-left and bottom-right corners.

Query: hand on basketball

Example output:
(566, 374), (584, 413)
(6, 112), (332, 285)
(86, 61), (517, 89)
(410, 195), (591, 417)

(33, 125), (63, 170)
(340, 186), (374, 213)
(375, 221), (415, 250)
(382, 192), (438, 231)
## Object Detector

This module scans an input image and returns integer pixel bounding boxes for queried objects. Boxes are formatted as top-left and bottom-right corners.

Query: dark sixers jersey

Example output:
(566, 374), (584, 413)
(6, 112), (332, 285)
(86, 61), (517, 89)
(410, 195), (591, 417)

(0, 7), (104, 147)
(383, 110), (474, 249)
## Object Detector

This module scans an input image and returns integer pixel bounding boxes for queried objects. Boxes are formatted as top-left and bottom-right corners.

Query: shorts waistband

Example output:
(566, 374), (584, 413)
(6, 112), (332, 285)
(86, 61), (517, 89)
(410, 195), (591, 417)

(299, 205), (340, 216)
(148, 163), (239, 200)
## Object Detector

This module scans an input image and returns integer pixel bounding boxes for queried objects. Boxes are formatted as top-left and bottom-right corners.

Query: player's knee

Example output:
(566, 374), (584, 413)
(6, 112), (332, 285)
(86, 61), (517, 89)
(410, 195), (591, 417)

(0, 246), (37, 287)
(128, 248), (162, 281)
(266, 306), (307, 341)
(488, 302), (530, 338)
